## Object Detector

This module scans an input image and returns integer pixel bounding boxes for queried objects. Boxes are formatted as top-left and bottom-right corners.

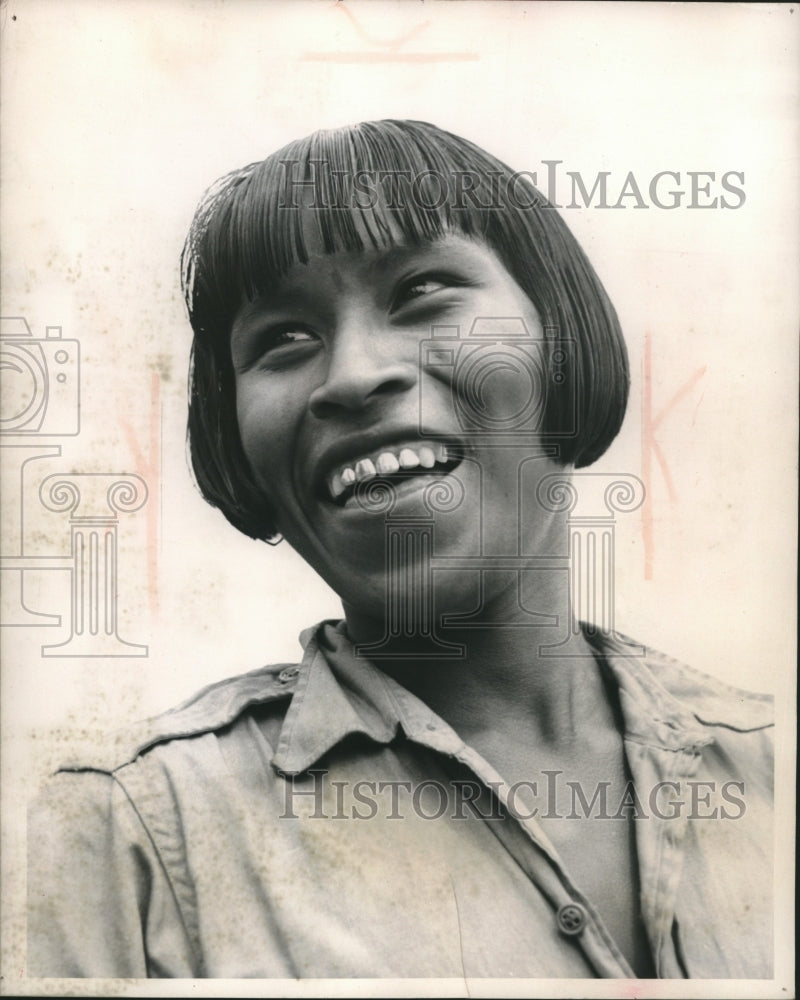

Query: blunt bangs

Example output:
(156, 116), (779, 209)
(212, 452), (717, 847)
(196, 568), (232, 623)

(182, 120), (629, 541)
(183, 120), (503, 328)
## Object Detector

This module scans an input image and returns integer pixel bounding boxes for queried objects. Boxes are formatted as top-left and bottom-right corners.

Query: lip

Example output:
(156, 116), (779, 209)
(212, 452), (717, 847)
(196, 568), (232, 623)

(334, 463), (461, 514)
(310, 426), (466, 501)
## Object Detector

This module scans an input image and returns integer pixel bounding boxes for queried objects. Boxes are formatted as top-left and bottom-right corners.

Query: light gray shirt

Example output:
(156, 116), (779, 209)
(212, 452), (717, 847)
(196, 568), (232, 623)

(28, 621), (773, 979)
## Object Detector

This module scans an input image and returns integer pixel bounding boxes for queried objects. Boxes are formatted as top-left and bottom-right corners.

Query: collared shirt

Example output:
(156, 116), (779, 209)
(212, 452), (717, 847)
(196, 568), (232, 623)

(28, 622), (774, 979)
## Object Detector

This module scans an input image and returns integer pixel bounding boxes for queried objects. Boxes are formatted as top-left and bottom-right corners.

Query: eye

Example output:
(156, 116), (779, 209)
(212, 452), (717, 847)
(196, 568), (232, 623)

(265, 327), (316, 349)
(391, 272), (462, 312)
(247, 325), (319, 370)
(403, 277), (447, 299)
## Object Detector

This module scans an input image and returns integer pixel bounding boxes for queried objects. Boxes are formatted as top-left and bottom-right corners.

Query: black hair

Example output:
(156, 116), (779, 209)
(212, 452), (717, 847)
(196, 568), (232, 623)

(181, 119), (629, 541)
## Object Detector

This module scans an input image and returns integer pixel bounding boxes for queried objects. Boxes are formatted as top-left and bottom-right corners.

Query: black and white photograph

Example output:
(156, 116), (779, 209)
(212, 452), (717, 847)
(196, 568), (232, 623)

(1, 2), (796, 996)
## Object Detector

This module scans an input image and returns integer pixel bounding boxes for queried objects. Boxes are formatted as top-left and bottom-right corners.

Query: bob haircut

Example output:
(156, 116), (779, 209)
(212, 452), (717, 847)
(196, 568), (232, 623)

(181, 119), (629, 541)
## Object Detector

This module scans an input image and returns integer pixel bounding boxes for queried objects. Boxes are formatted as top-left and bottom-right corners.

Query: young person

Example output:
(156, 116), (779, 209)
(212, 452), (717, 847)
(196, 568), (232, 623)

(28, 120), (773, 980)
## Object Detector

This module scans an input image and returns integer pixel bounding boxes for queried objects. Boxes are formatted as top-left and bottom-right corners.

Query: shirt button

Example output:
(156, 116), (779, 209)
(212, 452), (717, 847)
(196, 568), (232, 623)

(556, 902), (587, 936)
(278, 666), (299, 683)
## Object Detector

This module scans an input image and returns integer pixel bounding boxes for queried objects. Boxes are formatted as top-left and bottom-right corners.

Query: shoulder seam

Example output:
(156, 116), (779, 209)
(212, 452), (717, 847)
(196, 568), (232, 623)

(56, 662), (301, 775)
(586, 625), (775, 733)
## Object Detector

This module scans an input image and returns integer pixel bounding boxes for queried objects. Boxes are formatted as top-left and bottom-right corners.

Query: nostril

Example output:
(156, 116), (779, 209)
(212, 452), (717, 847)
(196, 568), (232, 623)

(308, 392), (342, 420)
(308, 364), (417, 417)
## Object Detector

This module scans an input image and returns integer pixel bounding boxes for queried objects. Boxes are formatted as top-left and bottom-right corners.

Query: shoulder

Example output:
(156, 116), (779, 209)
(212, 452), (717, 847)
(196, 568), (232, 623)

(587, 627), (774, 733)
(586, 629), (774, 805)
(55, 659), (303, 776)
(642, 643), (773, 733)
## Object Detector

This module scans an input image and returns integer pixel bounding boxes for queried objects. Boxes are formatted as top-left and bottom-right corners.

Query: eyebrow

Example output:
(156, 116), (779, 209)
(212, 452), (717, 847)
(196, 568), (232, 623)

(231, 234), (485, 337)
(363, 238), (455, 272)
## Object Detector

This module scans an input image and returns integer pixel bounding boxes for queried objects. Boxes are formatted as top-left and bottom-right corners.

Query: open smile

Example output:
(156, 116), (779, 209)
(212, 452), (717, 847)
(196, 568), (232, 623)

(322, 440), (463, 507)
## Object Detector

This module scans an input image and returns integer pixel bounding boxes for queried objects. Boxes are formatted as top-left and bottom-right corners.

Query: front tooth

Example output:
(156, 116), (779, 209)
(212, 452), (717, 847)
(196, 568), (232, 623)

(418, 446), (436, 469)
(329, 472), (346, 499)
(341, 467), (356, 486)
(355, 458), (377, 481)
(376, 452), (400, 474)
(398, 448), (420, 469)
(435, 443), (448, 463)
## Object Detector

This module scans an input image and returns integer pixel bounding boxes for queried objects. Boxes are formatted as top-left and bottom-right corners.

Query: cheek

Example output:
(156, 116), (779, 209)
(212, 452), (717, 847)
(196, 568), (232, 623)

(451, 342), (548, 435)
(234, 379), (297, 491)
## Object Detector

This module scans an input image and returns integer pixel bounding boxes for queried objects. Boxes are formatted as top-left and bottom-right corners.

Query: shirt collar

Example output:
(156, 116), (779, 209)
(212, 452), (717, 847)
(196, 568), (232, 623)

(585, 627), (773, 747)
(271, 621), (773, 776)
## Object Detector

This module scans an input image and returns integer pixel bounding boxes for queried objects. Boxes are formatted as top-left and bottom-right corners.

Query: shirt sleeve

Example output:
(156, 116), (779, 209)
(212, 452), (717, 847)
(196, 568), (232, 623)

(27, 768), (192, 978)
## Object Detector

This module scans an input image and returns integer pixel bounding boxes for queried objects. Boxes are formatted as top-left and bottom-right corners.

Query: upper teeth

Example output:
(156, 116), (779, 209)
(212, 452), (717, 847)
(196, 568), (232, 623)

(328, 443), (449, 501)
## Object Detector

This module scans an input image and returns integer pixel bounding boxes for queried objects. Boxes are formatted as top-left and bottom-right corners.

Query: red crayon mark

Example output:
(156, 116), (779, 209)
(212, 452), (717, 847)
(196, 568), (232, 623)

(642, 332), (706, 580)
(300, 52), (478, 63)
(120, 372), (161, 618)
(301, 4), (477, 63)
(338, 4), (431, 48)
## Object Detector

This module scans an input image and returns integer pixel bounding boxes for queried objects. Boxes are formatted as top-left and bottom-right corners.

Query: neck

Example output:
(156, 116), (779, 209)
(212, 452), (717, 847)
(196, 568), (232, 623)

(343, 563), (609, 755)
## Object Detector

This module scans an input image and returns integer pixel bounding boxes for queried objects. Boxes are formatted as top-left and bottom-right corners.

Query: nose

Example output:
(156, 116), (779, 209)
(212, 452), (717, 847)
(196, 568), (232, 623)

(308, 324), (417, 419)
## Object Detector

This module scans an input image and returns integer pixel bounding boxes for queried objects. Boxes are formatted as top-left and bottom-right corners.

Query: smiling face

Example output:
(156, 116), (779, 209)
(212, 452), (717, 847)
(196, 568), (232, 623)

(231, 232), (569, 621)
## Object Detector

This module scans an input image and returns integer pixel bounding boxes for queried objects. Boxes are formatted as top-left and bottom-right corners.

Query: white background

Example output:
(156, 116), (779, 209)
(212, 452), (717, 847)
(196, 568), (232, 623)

(1, 2), (797, 996)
